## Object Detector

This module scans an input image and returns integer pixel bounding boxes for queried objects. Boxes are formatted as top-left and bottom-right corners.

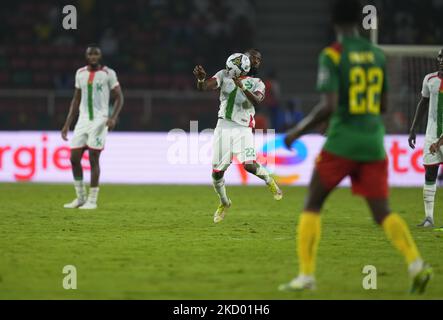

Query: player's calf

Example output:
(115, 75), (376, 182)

(243, 162), (282, 200)
(212, 170), (230, 206)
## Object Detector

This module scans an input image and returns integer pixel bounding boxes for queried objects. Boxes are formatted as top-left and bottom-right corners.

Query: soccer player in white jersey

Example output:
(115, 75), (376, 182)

(61, 45), (124, 209)
(408, 48), (443, 227)
(193, 49), (283, 223)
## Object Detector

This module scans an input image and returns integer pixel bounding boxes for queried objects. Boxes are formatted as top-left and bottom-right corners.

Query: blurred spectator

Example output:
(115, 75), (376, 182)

(376, 0), (443, 44)
(0, 0), (257, 89)
(100, 28), (119, 57)
(262, 71), (282, 131)
(282, 99), (304, 132)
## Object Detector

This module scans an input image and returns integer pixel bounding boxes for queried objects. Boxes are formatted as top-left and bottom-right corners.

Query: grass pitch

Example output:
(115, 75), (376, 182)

(0, 183), (442, 300)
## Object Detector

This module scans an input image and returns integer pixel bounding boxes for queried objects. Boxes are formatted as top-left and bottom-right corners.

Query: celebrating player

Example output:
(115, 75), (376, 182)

(408, 48), (443, 228)
(193, 49), (283, 223)
(279, 0), (432, 293)
(61, 45), (124, 209)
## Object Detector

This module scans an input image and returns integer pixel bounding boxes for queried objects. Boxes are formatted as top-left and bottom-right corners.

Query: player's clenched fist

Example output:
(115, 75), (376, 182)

(193, 65), (206, 80)
(429, 140), (443, 154)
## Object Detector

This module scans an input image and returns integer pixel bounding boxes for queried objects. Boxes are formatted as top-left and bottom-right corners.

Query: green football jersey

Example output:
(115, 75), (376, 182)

(316, 36), (388, 161)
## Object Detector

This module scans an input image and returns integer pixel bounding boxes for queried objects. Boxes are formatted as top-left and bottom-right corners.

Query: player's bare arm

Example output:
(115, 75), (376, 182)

(233, 77), (264, 107)
(408, 96), (430, 149)
(193, 65), (217, 91)
(107, 85), (124, 131)
(284, 92), (338, 148)
(61, 88), (81, 141)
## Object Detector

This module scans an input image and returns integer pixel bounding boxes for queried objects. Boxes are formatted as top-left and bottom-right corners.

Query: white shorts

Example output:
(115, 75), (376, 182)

(70, 118), (108, 150)
(423, 137), (443, 166)
(212, 119), (256, 172)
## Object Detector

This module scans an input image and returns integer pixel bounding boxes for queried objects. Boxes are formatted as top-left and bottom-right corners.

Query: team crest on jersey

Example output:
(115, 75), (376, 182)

(96, 83), (103, 92)
(244, 80), (253, 90)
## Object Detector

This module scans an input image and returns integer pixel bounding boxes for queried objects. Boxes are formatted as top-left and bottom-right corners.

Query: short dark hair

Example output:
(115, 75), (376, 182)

(87, 43), (100, 50)
(332, 0), (362, 26)
(245, 48), (261, 56)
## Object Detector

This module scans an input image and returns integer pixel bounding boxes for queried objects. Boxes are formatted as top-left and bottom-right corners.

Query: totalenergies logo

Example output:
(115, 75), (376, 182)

(236, 135), (308, 185)
(259, 135), (308, 184)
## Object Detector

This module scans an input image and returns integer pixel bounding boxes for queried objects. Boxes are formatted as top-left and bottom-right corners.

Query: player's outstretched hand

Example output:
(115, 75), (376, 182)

(193, 65), (206, 81)
(408, 131), (416, 149)
(284, 127), (302, 150)
(61, 126), (69, 141)
(284, 134), (295, 150)
(106, 118), (116, 131)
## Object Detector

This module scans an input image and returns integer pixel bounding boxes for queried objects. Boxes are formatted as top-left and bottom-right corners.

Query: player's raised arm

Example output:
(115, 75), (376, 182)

(107, 85), (124, 131)
(193, 65), (218, 91)
(61, 88), (81, 141)
(284, 93), (338, 148)
(408, 96), (430, 149)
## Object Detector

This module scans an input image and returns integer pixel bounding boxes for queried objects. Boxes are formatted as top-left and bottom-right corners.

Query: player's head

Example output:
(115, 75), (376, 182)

(85, 44), (102, 67)
(438, 49), (443, 71)
(245, 48), (262, 76)
(332, 0), (362, 31)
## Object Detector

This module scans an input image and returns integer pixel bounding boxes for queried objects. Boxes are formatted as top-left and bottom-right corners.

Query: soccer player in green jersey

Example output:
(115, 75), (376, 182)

(279, 0), (432, 293)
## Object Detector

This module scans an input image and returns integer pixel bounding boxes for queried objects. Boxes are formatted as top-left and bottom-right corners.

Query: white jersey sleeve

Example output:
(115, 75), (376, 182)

(108, 68), (120, 90)
(75, 70), (81, 89)
(254, 79), (266, 98)
(421, 74), (431, 98)
(212, 70), (225, 89)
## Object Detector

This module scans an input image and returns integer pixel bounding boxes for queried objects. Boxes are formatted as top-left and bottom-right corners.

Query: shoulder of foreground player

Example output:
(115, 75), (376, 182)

(76, 66), (88, 74)
(100, 66), (117, 75)
(320, 42), (343, 66)
(368, 47), (387, 67)
(424, 71), (440, 82)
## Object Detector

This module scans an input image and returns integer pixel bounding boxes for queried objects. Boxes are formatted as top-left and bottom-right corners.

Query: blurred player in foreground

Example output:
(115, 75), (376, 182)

(279, 0), (432, 293)
(61, 45), (124, 209)
(193, 49), (283, 223)
(409, 48), (443, 228)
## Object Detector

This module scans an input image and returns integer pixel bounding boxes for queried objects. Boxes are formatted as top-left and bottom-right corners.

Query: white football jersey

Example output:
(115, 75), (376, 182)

(212, 69), (265, 128)
(75, 66), (120, 121)
(422, 72), (443, 141)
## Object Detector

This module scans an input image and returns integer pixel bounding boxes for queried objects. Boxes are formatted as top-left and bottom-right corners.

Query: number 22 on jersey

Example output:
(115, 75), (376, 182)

(349, 66), (383, 115)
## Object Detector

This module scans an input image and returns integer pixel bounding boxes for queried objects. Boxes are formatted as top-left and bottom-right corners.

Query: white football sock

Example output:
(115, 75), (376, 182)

(423, 183), (436, 221)
(88, 187), (100, 204)
(408, 258), (425, 278)
(74, 179), (86, 202)
(254, 163), (272, 184)
(212, 177), (229, 205)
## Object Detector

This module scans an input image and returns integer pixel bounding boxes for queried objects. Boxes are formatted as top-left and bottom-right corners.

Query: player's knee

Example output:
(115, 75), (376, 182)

(70, 154), (81, 166)
(425, 167), (438, 183)
(89, 156), (100, 168)
(243, 163), (257, 174)
(212, 170), (224, 180)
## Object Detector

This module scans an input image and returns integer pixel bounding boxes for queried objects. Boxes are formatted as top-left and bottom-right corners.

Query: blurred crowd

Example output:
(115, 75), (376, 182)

(0, 0), (257, 89)
(377, 0), (443, 44)
(1, 0), (437, 132)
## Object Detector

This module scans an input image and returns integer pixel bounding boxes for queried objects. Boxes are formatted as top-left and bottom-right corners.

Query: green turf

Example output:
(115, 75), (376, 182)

(0, 183), (442, 300)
